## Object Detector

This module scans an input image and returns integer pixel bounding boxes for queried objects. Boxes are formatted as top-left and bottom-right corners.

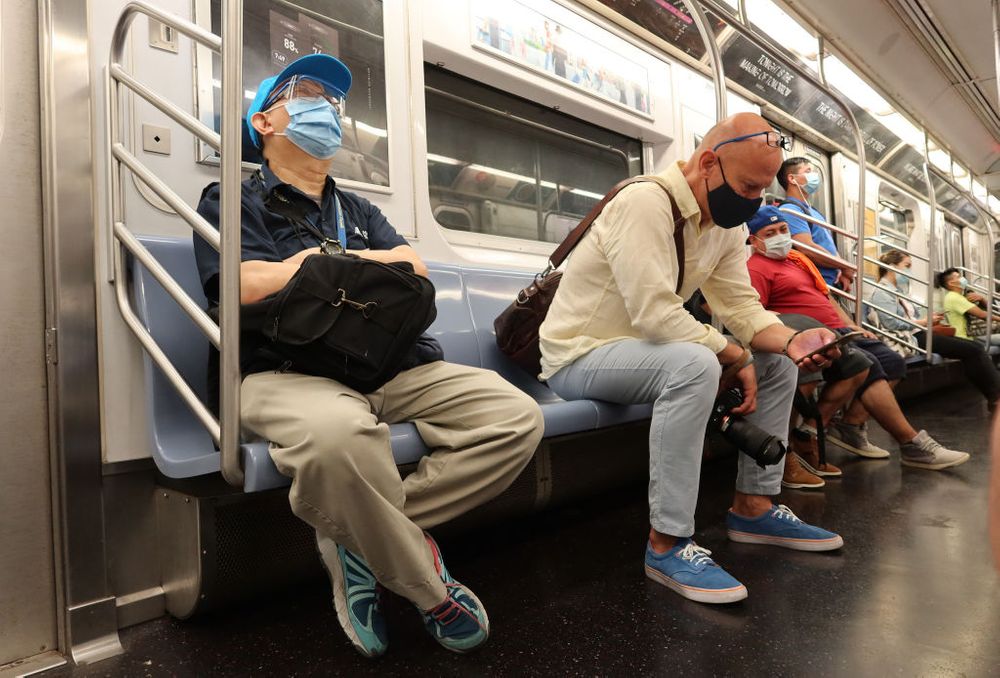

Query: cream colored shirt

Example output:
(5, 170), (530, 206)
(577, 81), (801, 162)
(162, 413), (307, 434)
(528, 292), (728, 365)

(538, 161), (780, 381)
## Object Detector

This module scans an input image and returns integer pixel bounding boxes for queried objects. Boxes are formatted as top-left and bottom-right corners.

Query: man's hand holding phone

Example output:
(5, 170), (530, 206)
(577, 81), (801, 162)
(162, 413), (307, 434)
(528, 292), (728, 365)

(785, 327), (856, 372)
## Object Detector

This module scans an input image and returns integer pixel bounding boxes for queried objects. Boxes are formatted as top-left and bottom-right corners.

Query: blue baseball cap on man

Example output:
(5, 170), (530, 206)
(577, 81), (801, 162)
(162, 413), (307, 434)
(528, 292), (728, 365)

(246, 53), (352, 149)
(746, 205), (786, 234)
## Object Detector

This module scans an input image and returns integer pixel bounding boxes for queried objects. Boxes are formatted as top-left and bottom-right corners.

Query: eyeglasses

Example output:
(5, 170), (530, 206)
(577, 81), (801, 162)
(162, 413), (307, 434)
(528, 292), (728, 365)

(264, 75), (346, 116)
(712, 130), (792, 152)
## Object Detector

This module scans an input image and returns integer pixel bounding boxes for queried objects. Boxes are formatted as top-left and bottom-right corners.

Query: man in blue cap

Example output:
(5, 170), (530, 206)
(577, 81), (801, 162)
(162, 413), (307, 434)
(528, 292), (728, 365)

(746, 205), (970, 471)
(193, 54), (543, 657)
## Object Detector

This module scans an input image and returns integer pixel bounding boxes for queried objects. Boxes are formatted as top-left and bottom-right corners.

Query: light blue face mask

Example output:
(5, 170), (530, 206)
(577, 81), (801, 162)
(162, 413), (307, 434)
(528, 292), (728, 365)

(959, 276), (970, 290)
(897, 272), (910, 294)
(803, 172), (821, 195)
(273, 97), (342, 160)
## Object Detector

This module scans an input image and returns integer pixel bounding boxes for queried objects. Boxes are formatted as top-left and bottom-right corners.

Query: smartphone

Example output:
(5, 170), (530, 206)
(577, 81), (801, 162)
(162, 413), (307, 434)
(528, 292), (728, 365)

(794, 330), (866, 365)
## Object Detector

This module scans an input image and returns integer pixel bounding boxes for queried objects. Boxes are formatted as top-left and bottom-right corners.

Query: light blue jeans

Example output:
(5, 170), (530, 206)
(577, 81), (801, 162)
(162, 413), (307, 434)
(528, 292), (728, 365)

(547, 340), (798, 538)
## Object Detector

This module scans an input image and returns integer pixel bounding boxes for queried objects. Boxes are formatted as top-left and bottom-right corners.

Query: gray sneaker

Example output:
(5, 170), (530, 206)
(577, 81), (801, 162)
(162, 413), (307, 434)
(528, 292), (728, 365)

(899, 431), (970, 470)
(827, 421), (891, 459)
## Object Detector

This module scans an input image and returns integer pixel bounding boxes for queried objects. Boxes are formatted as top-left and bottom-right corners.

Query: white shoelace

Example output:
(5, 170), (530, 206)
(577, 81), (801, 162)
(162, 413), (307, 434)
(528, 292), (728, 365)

(676, 542), (715, 567)
(772, 504), (803, 524)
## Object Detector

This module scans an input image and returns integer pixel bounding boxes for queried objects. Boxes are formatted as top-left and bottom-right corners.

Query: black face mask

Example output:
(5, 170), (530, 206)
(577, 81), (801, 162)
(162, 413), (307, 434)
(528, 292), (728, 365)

(706, 158), (762, 229)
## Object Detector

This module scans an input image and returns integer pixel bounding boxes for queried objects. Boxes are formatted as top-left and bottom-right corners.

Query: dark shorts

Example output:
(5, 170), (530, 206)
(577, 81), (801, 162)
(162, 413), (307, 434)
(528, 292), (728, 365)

(835, 327), (907, 390)
(779, 314), (881, 393)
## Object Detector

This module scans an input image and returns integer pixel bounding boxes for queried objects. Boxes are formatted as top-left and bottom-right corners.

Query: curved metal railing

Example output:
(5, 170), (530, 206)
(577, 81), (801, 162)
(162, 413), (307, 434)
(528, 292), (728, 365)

(105, 1), (244, 486)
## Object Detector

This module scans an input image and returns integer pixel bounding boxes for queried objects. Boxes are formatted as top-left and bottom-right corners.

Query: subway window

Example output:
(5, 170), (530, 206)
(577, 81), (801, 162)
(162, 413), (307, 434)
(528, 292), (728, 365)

(201, 0), (389, 186)
(876, 200), (911, 251)
(424, 66), (642, 244)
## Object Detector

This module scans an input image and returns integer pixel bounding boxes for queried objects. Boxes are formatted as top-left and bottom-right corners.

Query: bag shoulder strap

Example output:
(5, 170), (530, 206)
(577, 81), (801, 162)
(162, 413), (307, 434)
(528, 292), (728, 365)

(548, 176), (686, 292)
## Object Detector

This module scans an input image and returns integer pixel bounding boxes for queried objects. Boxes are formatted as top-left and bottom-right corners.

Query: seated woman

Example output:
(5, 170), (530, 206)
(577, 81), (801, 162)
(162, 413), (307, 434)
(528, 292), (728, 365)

(870, 251), (1000, 410)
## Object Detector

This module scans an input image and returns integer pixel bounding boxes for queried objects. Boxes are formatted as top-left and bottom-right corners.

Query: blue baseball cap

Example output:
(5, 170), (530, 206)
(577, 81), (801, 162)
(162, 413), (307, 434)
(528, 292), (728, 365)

(746, 205), (786, 234)
(246, 54), (352, 149)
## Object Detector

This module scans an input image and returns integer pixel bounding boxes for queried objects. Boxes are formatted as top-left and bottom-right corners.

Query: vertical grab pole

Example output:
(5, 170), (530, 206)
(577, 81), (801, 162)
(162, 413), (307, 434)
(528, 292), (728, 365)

(680, 0), (727, 122)
(680, 0), (727, 332)
(219, 0), (244, 487)
(699, 0), (868, 325)
(922, 142), (936, 358)
(817, 51), (867, 326)
(971, 186), (996, 350)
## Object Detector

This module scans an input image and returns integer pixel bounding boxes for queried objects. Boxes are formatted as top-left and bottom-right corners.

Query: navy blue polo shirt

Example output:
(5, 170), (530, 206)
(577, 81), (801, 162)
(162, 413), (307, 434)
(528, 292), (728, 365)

(194, 162), (443, 385)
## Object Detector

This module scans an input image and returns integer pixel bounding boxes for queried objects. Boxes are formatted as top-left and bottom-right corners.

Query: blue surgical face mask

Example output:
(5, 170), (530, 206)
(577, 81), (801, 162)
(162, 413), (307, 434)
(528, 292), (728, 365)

(897, 272), (910, 294)
(959, 276), (970, 290)
(759, 232), (793, 259)
(796, 172), (821, 195)
(272, 97), (342, 160)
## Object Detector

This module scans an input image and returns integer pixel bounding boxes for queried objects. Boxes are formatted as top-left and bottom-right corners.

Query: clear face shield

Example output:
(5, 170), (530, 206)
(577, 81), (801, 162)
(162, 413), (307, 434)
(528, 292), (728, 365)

(263, 74), (346, 117)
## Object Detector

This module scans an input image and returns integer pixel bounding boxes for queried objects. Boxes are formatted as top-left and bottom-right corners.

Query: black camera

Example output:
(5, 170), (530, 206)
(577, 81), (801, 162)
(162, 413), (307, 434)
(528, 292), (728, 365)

(709, 387), (786, 468)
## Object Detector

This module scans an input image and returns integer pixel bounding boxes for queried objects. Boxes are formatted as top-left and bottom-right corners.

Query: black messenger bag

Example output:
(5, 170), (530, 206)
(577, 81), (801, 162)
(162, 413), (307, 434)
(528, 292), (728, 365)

(243, 252), (437, 393)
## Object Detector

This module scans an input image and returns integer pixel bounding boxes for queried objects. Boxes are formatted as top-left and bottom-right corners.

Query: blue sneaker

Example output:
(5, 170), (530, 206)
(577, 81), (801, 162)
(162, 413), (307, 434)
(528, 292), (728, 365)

(644, 538), (748, 604)
(317, 537), (388, 658)
(726, 504), (844, 551)
(420, 534), (490, 653)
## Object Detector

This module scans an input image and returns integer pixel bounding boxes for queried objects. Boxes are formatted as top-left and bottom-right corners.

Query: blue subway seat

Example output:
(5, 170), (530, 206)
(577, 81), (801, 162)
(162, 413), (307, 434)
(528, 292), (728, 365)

(129, 236), (649, 492)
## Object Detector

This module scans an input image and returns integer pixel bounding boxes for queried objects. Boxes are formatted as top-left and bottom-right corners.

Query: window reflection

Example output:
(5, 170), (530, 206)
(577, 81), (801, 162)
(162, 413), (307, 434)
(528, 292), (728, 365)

(424, 67), (642, 244)
(205, 0), (389, 186)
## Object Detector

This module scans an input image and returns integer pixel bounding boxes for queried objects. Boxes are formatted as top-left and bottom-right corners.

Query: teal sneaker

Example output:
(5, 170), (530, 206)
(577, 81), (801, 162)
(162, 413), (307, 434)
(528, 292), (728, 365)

(317, 537), (388, 658)
(420, 534), (490, 653)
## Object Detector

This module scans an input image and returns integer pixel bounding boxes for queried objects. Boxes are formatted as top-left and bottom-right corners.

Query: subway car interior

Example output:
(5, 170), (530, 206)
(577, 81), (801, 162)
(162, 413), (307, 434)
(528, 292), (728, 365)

(4, 0), (1000, 675)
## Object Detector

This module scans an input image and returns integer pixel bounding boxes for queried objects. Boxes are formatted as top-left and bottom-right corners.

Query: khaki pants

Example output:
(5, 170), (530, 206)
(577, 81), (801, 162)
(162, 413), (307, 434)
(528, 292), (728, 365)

(241, 361), (543, 609)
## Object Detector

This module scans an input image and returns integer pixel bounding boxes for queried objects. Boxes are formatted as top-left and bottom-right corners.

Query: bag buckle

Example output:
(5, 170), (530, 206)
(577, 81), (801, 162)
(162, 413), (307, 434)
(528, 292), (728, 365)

(331, 288), (379, 318)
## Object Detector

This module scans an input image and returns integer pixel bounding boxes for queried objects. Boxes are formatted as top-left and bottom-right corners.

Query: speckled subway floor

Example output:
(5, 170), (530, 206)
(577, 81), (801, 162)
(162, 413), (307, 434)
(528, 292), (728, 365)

(49, 386), (1000, 677)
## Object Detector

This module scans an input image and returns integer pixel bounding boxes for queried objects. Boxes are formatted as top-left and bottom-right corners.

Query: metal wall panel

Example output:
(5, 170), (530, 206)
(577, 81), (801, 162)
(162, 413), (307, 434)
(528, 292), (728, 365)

(0, 0), (58, 666)
(38, 0), (122, 664)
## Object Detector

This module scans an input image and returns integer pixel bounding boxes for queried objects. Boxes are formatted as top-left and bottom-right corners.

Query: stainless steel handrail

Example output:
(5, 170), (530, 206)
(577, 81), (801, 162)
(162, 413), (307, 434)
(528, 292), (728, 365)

(679, 0), (726, 334)
(112, 144), (221, 249)
(862, 323), (928, 355)
(112, 246), (222, 441)
(829, 286), (854, 301)
(776, 207), (859, 241)
(866, 278), (929, 308)
(864, 236), (931, 262)
(791, 240), (857, 272)
(966, 194), (997, 348)
(923, 163), (997, 350)
(865, 302), (924, 331)
(680, 0), (727, 122)
(922, 154), (937, 357)
(219, 1), (245, 487)
(862, 256), (921, 281)
(695, 0), (868, 326)
(792, 240), (858, 272)
(107, 0), (243, 486)
(110, 64), (222, 149)
(114, 222), (221, 348)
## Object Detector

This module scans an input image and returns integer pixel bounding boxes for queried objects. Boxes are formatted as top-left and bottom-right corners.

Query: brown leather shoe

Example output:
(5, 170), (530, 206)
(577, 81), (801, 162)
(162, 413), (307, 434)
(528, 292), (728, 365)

(781, 449), (825, 489)
(791, 429), (842, 477)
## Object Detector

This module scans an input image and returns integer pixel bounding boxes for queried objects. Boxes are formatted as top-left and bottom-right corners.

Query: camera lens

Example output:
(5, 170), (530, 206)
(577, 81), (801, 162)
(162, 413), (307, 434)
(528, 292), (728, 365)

(719, 418), (787, 468)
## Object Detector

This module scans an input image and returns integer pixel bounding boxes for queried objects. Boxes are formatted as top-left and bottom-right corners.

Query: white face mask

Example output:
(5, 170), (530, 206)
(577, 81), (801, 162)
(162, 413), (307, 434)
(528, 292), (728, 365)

(760, 232), (793, 259)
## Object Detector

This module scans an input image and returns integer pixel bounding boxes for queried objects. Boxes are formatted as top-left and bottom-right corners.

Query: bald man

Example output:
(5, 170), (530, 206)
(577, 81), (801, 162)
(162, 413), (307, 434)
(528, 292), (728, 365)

(540, 114), (844, 604)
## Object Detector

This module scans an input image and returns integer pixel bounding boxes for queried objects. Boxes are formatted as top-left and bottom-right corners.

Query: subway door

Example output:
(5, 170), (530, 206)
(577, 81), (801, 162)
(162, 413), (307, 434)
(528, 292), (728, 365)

(0, 0), (60, 672)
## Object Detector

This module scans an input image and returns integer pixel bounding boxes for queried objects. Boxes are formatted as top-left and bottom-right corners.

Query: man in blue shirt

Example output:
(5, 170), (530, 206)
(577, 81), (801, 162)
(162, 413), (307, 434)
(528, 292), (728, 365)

(777, 157), (856, 292)
(194, 54), (542, 658)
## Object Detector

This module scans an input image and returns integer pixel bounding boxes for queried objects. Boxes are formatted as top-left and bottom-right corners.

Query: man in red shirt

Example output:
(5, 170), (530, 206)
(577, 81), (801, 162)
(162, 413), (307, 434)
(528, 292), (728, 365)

(746, 206), (969, 471)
